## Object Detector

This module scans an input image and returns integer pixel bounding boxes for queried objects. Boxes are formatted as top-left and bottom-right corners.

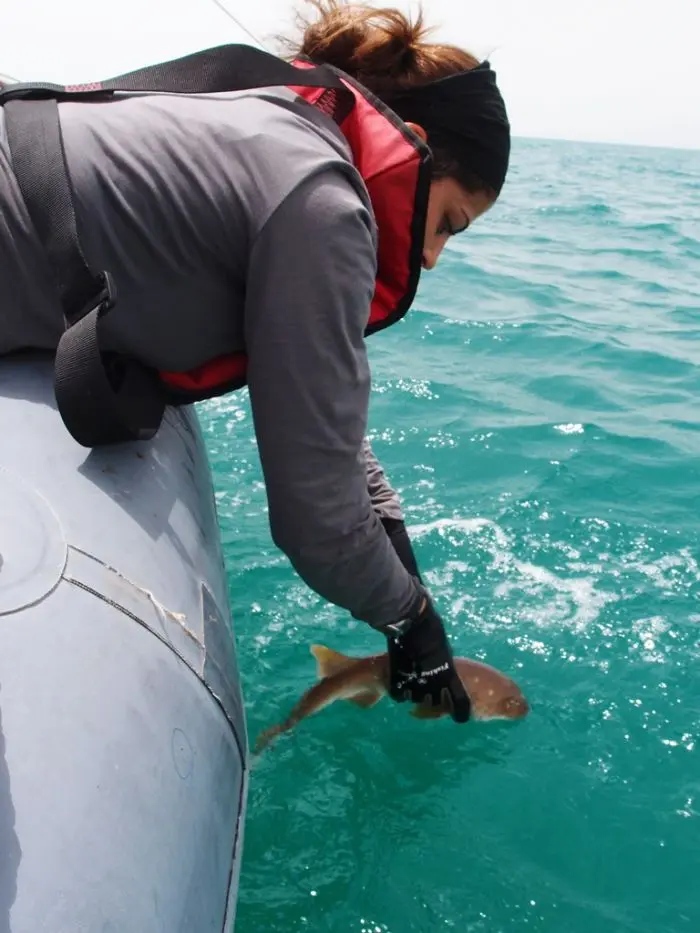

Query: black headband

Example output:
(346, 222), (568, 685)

(385, 61), (511, 195)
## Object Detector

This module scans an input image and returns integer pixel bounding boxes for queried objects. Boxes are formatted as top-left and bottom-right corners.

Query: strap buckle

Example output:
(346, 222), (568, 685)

(72, 270), (117, 325)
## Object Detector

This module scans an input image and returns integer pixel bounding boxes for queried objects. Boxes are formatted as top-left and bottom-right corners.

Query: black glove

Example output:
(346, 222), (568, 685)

(380, 517), (471, 722)
(380, 515), (427, 689)
(386, 594), (471, 722)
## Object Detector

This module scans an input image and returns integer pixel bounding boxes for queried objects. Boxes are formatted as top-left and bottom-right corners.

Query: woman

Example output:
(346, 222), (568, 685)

(0, 1), (510, 722)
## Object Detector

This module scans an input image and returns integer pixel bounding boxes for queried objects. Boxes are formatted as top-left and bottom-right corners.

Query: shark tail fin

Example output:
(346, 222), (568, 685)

(252, 724), (284, 755)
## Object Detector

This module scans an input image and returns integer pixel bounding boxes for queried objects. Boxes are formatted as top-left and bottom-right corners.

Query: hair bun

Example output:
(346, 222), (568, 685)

(282, 1), (477, 96)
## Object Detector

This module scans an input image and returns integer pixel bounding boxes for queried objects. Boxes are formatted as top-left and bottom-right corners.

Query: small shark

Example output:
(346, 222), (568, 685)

(254, 644), (529, 753)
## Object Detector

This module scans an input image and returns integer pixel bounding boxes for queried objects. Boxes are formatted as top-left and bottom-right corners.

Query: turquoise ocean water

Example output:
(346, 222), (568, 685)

(201, 137), (700, 933)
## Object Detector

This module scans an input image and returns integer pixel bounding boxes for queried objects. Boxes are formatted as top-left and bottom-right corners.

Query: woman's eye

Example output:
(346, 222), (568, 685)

(438, 217), (469, 237)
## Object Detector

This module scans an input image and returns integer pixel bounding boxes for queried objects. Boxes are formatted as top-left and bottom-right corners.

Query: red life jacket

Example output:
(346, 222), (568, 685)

(159, 67), (432, 401)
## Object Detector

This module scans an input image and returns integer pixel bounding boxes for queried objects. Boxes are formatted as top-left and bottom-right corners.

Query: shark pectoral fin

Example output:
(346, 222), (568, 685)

(310, 644), (357, 679)
(410, 704), (447, 720)
(347, 690), (382, 709)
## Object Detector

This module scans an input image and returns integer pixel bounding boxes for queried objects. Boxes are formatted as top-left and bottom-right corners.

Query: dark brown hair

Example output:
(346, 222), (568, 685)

(280, 0), (494, 195)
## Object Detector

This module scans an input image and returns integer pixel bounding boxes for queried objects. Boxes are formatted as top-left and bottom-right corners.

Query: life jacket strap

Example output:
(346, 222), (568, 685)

(0, 44), (354, 448)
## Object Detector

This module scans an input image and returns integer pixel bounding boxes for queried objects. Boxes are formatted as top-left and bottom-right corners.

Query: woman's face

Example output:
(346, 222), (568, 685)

(422, 176), (494, 270)
(406, 122), (495, 270)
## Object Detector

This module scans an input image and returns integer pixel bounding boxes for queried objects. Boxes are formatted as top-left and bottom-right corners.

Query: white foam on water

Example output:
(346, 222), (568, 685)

(496, 560), (617, 630)
(631, 615), (672, 664)
(409, 516), (511, 550)
(554, 423), (585, 435)
(409, 516), (617, 630)
(629, 547), (700, 592)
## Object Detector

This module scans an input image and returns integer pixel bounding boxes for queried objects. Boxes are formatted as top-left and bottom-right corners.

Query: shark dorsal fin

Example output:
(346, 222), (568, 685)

(310, 644), (357, 679)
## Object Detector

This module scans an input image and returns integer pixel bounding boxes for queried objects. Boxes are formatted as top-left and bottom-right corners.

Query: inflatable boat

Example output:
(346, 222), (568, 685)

(0, 352), (249, 931)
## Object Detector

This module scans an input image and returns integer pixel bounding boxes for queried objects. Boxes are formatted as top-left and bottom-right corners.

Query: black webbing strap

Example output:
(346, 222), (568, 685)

(3, 96), (165, 445)
(0, 44), (353, 447)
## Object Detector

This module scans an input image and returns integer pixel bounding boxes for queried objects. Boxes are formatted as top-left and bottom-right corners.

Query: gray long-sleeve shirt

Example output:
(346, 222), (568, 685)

(0, 86), (420, 627)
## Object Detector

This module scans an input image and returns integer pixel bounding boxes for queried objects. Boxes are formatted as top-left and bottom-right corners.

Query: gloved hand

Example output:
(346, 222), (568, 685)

(385, 592), (472, 722)
(379, 515), (471, 722)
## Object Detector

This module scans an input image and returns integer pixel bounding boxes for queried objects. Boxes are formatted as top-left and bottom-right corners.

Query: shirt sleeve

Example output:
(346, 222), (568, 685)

(363, 437), (404, 521)
(243, 167), (420, 628)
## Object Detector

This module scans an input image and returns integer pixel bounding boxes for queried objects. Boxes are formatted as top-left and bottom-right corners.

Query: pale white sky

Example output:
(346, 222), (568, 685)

(2, 0), (698, 149)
